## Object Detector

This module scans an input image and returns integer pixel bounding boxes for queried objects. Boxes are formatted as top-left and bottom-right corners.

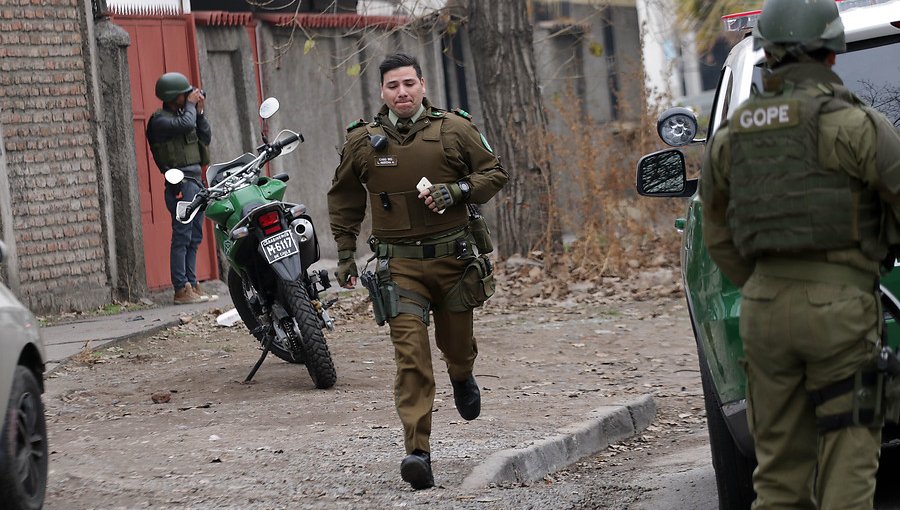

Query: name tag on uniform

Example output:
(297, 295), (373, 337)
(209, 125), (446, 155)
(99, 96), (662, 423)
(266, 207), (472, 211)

(375, 156), (398, 166)
(734, 100), (800, 132)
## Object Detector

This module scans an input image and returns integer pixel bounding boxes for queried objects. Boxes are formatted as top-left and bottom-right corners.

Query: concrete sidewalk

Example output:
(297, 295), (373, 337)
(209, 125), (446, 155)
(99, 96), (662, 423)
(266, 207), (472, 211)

(41, 279), (231, 373)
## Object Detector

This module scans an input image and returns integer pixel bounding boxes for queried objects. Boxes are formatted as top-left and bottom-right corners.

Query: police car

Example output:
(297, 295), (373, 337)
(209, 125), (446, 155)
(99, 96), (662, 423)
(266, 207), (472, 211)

(635, 1), (900, 508)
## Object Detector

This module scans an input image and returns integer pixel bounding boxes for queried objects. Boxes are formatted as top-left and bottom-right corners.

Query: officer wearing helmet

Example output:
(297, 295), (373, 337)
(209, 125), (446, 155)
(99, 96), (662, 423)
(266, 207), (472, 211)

(146, 72), (214, 305)
(701, 0), (900, 508)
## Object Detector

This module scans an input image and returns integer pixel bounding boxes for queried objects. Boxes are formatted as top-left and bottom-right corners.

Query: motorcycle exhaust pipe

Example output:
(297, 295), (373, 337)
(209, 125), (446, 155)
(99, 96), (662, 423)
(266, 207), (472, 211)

(291, 218), (314, 243)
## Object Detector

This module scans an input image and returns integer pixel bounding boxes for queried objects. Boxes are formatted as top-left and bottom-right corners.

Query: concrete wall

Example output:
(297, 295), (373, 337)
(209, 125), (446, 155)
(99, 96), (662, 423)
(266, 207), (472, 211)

(534, 4), (644, 239)
(94, 18), (146, 301)
(0, 0), (112, 312)
(195, 25), (262, 168)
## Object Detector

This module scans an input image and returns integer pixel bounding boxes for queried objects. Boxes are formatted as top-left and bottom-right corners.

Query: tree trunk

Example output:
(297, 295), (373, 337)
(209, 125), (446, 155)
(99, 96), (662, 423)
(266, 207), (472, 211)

(465, 0), (558, 257)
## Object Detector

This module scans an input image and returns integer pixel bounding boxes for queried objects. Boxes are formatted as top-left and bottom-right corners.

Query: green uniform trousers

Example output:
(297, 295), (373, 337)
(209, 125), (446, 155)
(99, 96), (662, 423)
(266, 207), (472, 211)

(740, 271), (881, 510)
(386, 255), (478, 454)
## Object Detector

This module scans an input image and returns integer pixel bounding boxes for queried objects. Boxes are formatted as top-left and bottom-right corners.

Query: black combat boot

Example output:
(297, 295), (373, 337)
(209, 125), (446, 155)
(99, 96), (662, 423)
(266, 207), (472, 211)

(400, 450), (434, 490)
(451, 375), (481, 420)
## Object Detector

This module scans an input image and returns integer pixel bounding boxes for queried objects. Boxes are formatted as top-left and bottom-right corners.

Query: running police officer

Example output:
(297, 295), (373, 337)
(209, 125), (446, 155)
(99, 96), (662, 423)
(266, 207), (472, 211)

(327, 53), (508, 490)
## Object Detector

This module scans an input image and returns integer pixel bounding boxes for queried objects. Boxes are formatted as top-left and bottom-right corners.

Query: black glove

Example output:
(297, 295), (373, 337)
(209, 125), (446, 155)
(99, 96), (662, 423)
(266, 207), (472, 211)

(427, 183), (462, 211)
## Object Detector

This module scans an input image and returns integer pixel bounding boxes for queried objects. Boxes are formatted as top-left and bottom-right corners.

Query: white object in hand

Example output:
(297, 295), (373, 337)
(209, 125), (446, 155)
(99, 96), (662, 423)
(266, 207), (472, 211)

(416, 176), (445, 214)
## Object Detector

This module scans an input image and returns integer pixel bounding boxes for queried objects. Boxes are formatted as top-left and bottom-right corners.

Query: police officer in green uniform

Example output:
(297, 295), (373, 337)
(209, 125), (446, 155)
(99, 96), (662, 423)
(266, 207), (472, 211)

(327, 53), (508, 490)
(147, 72), (213, 305)
(701, 0), (900, 507)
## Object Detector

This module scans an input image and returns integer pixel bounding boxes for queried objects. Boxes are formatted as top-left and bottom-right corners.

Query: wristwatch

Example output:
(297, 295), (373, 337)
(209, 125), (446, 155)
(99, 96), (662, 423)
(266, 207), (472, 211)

(457, 180), (472, 200)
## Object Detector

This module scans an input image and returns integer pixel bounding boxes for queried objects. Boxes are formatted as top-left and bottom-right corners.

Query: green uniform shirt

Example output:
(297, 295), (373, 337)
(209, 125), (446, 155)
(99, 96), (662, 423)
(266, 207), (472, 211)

(327, 98), (509, 252)
(701, 63), (900, 286)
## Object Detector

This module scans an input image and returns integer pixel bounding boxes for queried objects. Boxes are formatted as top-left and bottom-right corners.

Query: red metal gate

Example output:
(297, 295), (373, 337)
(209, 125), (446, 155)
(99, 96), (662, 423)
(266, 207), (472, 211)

(117, 15), (218, 290)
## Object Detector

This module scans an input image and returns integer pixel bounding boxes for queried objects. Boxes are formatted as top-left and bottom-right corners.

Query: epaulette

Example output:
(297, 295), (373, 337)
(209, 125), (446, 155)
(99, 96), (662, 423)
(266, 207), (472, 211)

(346, 119), (367, 132)
(451, 108), (473, 121)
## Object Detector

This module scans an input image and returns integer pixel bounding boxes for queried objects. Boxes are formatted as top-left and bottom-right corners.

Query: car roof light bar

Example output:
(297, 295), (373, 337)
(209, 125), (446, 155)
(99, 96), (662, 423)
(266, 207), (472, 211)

(723, 0), (897, 32)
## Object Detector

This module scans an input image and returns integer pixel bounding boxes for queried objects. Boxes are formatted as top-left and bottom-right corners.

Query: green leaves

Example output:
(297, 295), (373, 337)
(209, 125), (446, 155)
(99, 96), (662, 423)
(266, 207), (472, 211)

(303, 38), (315, 55)
(346, 63), (361, 77)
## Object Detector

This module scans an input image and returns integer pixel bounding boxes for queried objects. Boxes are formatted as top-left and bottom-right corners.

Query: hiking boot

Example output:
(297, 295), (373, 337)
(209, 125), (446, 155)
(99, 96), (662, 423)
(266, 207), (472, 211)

(451, 375), (481, 421)
(173, 285), (204, 305)
(400, 450), (434, 490)
(192, 283), (218, 301)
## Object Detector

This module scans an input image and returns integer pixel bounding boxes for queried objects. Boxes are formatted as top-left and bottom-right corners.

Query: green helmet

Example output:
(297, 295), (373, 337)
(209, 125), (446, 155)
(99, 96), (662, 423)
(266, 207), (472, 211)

(753, 0), (846, 55)
(154, 72), (192, 102)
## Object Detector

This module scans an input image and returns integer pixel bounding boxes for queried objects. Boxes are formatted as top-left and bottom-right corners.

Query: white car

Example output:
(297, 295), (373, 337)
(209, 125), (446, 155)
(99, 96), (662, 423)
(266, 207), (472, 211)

(0, 241), (47, 510)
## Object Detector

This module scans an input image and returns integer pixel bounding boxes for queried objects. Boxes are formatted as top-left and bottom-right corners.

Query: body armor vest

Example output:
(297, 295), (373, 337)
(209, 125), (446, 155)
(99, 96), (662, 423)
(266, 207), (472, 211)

(363, 116), (468, 240)
(148, 108), (205, 171)
(727, 84), (883, 260)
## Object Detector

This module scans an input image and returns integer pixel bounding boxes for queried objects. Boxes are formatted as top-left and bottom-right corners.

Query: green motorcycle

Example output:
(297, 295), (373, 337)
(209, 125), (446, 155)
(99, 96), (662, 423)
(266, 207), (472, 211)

(166, 98), (336, 389)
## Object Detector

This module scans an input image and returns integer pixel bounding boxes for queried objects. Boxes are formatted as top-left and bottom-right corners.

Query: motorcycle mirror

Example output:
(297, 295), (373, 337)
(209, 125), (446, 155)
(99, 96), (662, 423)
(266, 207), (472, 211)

(175, 200), (201, 224)
(259, 97), (280, 119)
(164, 168), (185, 185)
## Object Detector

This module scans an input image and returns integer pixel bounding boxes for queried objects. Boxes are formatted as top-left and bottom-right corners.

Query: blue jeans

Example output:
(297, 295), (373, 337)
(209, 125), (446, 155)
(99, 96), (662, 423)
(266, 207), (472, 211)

(164, 179), (204, 290)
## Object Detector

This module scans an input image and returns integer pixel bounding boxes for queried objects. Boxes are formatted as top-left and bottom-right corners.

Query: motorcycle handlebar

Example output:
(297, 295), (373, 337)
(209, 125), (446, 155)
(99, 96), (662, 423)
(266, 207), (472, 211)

(271, 133), (301, 150)
(179, 193), (206, 222)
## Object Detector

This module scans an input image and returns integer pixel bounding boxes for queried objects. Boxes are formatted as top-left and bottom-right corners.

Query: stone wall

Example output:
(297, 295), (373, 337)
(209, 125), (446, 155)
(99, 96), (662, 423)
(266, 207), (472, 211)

(0, 0), (111, 311)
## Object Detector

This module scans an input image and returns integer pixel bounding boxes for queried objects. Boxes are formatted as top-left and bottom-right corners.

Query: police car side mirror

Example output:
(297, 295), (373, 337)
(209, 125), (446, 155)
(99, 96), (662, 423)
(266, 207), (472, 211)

(657, 107), (702, 147)
(636, 149), (697, 198)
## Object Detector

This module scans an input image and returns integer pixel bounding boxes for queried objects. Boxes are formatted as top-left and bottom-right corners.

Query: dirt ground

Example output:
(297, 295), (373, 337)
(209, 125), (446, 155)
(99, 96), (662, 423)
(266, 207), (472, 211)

(41, 267), (706, 510)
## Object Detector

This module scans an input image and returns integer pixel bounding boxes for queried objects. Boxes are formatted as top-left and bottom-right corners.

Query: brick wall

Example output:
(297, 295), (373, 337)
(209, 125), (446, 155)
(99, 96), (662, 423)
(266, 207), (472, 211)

(0, 0), (110, 311)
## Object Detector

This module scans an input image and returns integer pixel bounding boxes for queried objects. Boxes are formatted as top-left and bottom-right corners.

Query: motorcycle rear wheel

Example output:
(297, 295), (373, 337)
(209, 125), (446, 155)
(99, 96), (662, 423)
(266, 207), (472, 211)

(277, 278), (337, 389)
(227, 269), (299, 364)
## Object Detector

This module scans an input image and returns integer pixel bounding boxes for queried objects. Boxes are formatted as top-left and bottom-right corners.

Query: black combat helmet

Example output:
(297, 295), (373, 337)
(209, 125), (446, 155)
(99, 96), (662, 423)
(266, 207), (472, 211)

(155, 72), (192, 102)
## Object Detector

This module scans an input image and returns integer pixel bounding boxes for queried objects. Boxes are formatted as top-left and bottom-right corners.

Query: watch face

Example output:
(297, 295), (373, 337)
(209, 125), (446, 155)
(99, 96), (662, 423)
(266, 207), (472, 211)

(459, 181), (470, 193)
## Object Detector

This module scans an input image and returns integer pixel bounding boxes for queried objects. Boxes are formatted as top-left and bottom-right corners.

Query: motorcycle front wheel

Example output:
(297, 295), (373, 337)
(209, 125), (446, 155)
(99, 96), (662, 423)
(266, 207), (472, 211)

(277, 278), (337, 389)
(227, 268), (299, 364)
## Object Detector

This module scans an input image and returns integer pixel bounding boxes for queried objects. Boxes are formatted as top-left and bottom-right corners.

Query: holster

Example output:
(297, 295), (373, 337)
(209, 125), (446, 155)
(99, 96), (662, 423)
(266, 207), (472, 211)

(360, 270), (387, 326)
(363, 258), (431, 326)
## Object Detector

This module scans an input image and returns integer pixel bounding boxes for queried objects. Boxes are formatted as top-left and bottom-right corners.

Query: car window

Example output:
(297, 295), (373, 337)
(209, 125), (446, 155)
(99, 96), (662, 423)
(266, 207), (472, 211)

(707, 67), (734, 136)
(834, 36), (900, 126)
(745, 36), (900, 127)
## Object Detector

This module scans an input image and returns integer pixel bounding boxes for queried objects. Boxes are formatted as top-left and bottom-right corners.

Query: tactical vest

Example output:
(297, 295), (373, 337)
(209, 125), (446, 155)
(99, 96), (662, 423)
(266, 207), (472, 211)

(147, 108), (207, 171)
(727, 84), (883, 260)
(362, 115), (469, 240)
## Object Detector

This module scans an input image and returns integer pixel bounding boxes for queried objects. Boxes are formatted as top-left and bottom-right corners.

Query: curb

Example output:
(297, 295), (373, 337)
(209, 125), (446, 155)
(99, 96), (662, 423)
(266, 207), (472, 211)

(460, 394), (657, 488)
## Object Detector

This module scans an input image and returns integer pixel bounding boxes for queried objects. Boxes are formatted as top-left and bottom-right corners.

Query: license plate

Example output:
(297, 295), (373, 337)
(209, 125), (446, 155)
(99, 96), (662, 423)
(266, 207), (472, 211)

(260, 230), (298, 264)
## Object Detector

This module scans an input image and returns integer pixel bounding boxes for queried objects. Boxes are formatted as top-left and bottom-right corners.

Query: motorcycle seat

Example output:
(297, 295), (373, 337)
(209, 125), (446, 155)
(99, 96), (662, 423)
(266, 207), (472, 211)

(207, 153), (256, 186)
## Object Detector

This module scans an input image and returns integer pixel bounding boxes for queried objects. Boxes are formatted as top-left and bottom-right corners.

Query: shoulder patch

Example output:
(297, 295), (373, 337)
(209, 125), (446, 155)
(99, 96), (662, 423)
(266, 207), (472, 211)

(452, 108), (472, 121)
(346, 118), (366, 132)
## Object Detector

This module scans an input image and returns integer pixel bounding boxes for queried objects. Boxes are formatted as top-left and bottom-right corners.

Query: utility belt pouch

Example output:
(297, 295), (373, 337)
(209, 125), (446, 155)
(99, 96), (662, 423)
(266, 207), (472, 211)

(467, 207), (494, 254)
(444, 254), (496, 313)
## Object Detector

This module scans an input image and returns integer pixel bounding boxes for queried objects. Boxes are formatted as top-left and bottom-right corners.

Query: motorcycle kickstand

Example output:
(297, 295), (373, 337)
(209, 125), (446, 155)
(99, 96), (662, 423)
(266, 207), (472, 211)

(245, 336), (272, 383)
